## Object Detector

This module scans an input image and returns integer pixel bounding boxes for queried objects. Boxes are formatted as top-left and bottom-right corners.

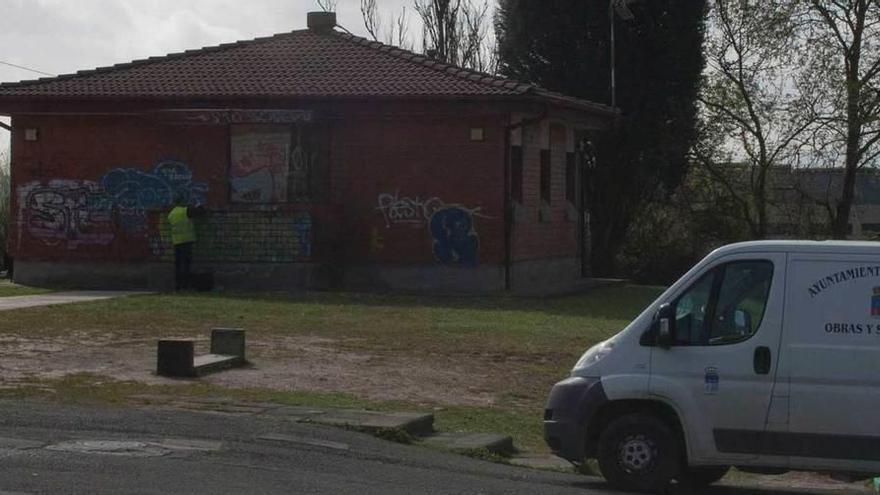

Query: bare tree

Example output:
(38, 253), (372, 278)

(800, 0), (880, 238)
(414, 0), (495, 72)
(694, 0), (813, 239)
(359, 0), (496, 73)
(315, 0), (337, 12)
(361, 0), (412, 49)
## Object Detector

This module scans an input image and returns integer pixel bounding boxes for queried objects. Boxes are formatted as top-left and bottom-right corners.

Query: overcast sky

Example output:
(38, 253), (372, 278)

(0, 0), (455, 156)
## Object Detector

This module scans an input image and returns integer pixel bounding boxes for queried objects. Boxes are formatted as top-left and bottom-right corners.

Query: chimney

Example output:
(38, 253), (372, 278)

(307, 11), (336, 32)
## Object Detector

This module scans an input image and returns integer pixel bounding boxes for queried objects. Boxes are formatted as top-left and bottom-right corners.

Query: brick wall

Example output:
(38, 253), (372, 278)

(7, 109), (507, 272)
(333, 114), (507, 267)
(511, 120), (580, 262)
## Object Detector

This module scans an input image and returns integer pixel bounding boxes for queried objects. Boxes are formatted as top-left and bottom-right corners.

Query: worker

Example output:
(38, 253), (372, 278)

(167, 195), (204, 290)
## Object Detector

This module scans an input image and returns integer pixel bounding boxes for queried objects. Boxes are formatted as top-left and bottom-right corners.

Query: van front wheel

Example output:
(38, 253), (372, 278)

(597, 413), (682, 493)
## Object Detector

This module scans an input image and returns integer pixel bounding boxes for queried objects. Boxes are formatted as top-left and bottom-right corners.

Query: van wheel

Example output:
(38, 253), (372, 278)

(676, 465), (730, 488)
(597, 413), (682, 493)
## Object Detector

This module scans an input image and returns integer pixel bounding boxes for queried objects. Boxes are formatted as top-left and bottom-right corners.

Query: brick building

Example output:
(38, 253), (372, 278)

(0, 12), (614, 293)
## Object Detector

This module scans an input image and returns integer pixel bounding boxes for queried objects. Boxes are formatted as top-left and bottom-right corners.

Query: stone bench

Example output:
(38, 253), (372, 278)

(157, 328), (246, 377)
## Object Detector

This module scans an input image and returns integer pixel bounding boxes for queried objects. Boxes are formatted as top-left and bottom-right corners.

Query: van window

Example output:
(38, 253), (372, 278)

(709, 261), (773, 345)
(671, 260), (773, 346)
(674, 272), (714, 345)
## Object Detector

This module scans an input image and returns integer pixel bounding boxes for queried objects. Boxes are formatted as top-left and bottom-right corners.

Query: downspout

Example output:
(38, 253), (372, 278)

(502, 115), (512, 291)
(502, 108), (548, 291)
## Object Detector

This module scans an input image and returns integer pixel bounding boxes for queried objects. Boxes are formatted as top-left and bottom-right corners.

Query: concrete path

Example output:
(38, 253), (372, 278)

(0, 291), (151, 311)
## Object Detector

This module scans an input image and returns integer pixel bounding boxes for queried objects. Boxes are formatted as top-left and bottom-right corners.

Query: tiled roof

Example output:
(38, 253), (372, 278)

(0, 28), (612, 114)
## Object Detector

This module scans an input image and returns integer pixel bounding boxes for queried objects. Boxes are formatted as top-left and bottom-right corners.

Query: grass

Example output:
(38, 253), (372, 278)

(0, 280), (52, 297)
(0, 284), (664, 453)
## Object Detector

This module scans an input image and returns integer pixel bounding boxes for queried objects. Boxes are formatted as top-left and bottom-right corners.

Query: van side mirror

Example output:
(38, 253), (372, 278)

(655, 303), (675, 348)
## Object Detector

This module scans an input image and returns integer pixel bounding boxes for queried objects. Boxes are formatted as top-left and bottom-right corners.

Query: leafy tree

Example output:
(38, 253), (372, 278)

(693, 0), (812, 239)
(496, 0), (707, 275)
(799, 0), (880, 238)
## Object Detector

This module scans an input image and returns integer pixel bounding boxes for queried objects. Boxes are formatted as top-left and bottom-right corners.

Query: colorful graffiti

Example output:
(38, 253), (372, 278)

(375, 191), (485, 265)
(230, 128), (290, 203)
(18, 160), (206, 248)
(101, 160), (207, 232)
(430, 207), (479, 266)
(18, 180), (115, 250)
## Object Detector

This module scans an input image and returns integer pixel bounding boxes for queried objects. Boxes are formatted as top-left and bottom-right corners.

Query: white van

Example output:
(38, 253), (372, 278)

(544, 241), (880, 492)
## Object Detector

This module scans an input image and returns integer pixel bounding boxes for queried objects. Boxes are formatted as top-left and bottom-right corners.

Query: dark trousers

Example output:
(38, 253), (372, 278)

(174, 242), (193, 290)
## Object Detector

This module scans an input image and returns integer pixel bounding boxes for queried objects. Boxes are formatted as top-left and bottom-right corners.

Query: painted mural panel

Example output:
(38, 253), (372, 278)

(230, 125), (290, 203)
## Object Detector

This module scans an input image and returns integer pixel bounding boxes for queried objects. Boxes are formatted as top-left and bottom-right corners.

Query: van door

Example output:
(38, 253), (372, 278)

(648, 254), (786, 464)
(778, 255), (880, 472)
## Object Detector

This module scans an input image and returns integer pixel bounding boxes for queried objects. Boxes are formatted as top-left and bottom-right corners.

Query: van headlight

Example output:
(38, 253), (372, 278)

(574, 339), (615, 370)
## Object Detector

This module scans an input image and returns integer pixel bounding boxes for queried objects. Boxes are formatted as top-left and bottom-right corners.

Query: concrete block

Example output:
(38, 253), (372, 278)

(192, 354), (242, 376)
(421, 432), (515, 455)
(307, 410), (434, 437)
(210, 328), (245, 359)
(157, 339), (195, 377)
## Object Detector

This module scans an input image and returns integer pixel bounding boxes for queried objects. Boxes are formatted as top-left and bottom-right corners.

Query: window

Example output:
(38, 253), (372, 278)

(540, 149), (551, 204)
(510, 146), (523, 204)
(709, 261), (773, 344)
(673, 272), (715, 345)
(229, 124), (329, 203)
(672, 260), (773, 346)
(565, 152), (576, 205)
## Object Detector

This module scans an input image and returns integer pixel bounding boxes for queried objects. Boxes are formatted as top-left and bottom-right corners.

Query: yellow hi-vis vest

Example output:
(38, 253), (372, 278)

(168, 206), (196, 245)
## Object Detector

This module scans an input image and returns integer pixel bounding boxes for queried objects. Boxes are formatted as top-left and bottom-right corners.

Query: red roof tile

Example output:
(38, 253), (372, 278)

(0, 28), (612, 114)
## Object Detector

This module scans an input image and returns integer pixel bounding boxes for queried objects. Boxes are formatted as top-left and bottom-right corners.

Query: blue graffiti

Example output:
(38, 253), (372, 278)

(430, 207), (479, 266)
(100, 160), (207, 232)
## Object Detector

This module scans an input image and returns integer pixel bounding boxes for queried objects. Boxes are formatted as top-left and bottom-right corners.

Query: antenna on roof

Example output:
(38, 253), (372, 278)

(0, 60), (55, 77)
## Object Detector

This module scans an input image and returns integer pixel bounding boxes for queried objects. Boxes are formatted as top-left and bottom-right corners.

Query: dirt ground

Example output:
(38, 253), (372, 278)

(0, 333), (513, 407)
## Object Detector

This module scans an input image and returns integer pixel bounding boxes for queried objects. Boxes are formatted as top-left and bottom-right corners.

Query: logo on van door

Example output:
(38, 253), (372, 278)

(871, 287), (880, 317)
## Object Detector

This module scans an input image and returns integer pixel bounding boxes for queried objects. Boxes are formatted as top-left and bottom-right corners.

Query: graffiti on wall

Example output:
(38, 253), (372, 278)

(18, 160), (207, 249)
(102, 160), (207, 232)
(18, 180), (115, 250)
(375, 191), (485, 265)
(230, 128), (290, 203)
(376, 192), (447, 227)
(430, 207), (479, 266)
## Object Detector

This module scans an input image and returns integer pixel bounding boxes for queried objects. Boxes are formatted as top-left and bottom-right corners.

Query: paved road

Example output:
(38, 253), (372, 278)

(0, 400), (863, 494)
(0, 291), (149, 311)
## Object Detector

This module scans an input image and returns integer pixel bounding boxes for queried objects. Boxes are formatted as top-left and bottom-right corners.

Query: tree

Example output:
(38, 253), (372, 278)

(316, 0), (337, 12)
(414, 0), (495, 72)
(800, 1), (880, 238)
(497, 0), (707, 275)
(360, 0), (413, 50)
(358, 0), (496, 73)
(693, 0), (813, 239)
